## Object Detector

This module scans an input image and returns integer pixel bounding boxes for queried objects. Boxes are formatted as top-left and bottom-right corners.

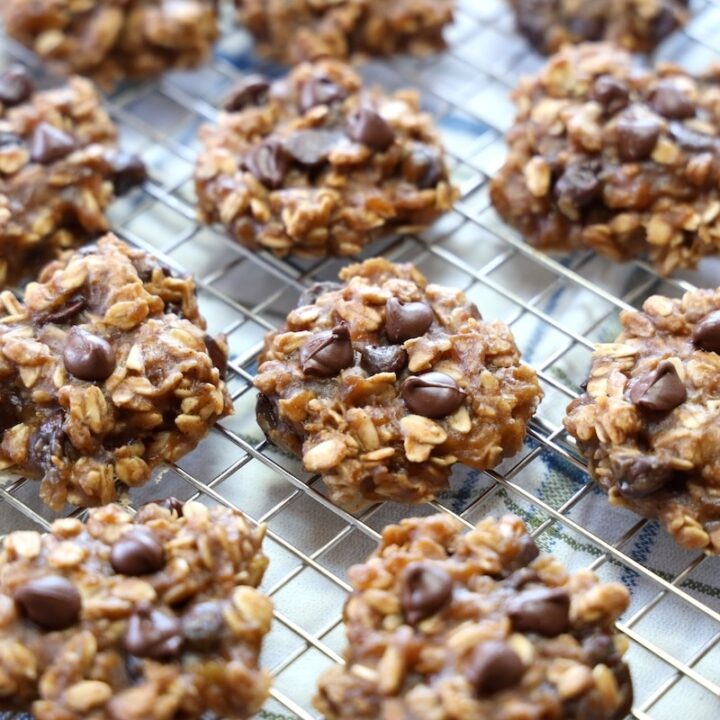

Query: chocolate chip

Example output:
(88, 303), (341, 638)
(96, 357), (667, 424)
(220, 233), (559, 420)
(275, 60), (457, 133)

(15, 576), (81, 630)
(360, 344), (408, 375)
(0, 65), (34, 107)
(299, 77), (347, 113)
(506, 567), (539, 589)
(182, 601), (225, 650)
(401, 563), (453, 624)
(648, 7), (680, 41)
(346, 109), (395, 151)
(222, 75), (270, 112)
(516, 14), (549, 50)
(0, 131), (22, 148)
(616, 664), (635, 718)
(555, 163), (602, 210)
(299, 324), (354, 378)
(111, 527), (165, 576)
(649, 80), (696, 120)
(615, 455), (673, 498)
(401, 372), (466, 419)
(693, 310), (720, 352)
(515, 535), (540, 567)
(256, 392), (279, 433)
(668, 121), (718, 152)
(507, 587), (570, 636)
(615, 108), (662, 161)
(403, 145), (444, 189)
(629, 360), (686, 413)
(204, 334), (228, 379)
(107, 151), (147, 196)
(124, 603), (182, 659)
(566, 13), (604, 40)
(385, 297), (434, 343)
(151, 497), (184, 516)
(466, 640), (526, 696)
(297, 281), (342, 308)
(29, 122), (77, 164)
(591, 75), (630, 116)
(582, 634), (616, 665)
(37, 296), (86, 325)
(0, 392), (20, 433)
(244, 140), (290, 189)
(63, 328), (116, 381)
(283, 129), (343, 167)
(132, 256), (181, 283)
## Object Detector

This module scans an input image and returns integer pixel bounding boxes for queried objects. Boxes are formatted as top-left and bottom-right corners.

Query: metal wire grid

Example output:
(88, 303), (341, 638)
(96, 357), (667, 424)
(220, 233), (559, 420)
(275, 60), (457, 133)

(2, 0), (720, 717)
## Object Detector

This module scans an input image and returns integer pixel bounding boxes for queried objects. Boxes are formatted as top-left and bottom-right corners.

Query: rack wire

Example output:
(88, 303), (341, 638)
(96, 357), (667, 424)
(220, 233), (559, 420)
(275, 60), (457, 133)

(2, 0), (720, 718)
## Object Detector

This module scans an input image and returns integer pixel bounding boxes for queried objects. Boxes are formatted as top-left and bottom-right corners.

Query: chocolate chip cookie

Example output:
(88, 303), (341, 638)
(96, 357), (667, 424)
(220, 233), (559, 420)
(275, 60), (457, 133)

(491, 43), (720, 276)
(254, 258), (542, 507)
(0, 234), (232, 510)
(315, 513), (633, 719)
(565, 288), (720, 553)
(0, 499), (271, 719)
(0, 65), (145, 287)
(509, 0), (688, 54)
(236, 0), (455, 65)
(4, 0), (219, 87)
(195, 60), (457, 259)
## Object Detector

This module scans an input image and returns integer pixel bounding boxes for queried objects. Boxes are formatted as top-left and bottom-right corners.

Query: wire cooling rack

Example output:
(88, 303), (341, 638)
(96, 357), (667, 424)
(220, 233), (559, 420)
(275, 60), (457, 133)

(2, 1), (720, 718)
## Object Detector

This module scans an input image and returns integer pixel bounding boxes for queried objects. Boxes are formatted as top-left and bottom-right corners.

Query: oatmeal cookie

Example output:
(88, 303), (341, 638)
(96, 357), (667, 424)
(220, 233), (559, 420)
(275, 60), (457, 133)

(0, 65), (146, 287)
(254, 258), (542, 507)
(490, 43), (720, 276)
(236, 0), (455, 65)
(565, 287), (720, 553)
(315, 513), (633, 719)
(0, 500), (271, 719)
(509, 0), (688, 54)
(195, 60), (457, 259)
(0, 234), (232, 510)
(4, 0), (219, 87)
